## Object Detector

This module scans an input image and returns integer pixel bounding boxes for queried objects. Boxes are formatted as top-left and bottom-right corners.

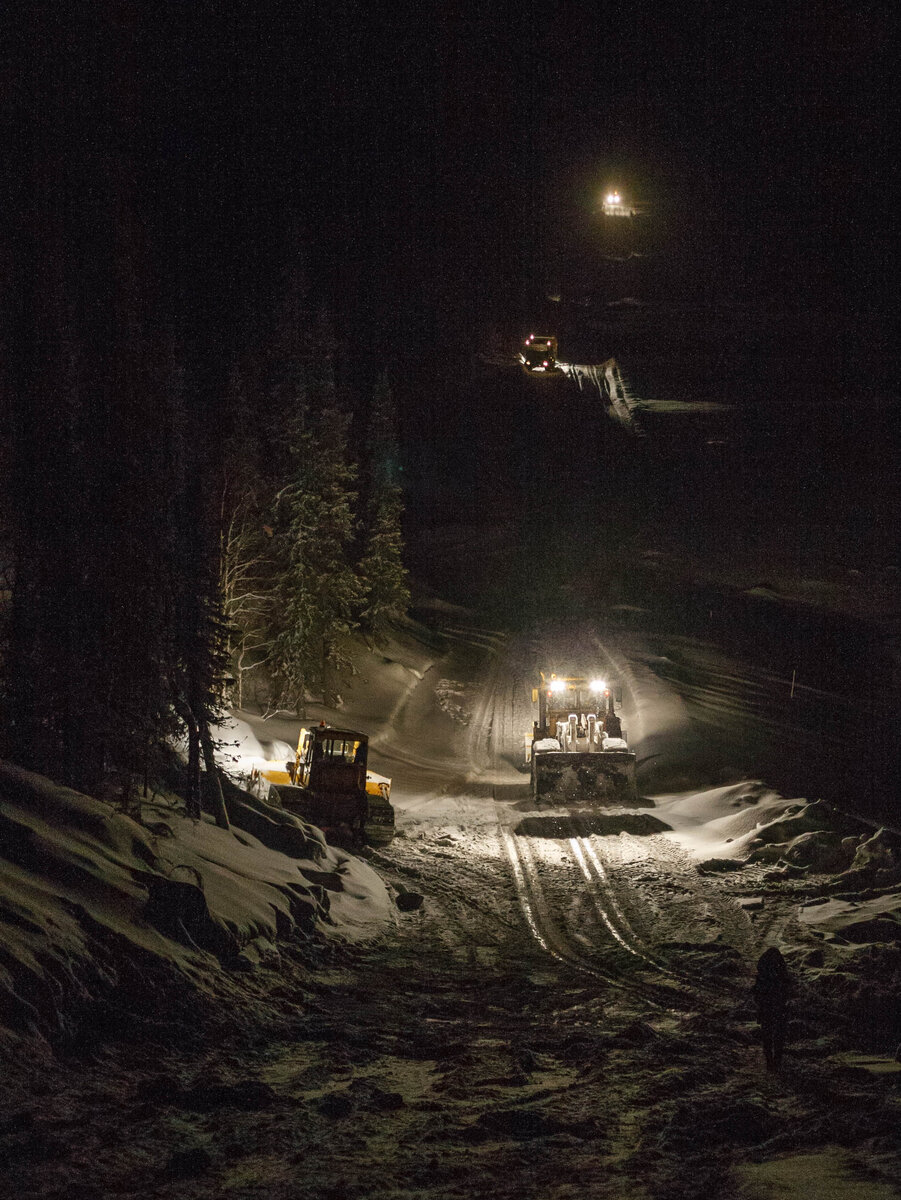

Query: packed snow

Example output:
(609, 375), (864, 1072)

(2, 612), (900, 1198)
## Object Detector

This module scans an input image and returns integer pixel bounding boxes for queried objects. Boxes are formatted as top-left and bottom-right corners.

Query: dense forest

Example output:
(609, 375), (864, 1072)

(0, 7), (408, 816)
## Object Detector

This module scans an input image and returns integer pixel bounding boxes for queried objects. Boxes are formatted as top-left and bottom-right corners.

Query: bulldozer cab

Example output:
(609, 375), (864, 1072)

(293, 725), (367, 793)
(535, 672), (616, 739)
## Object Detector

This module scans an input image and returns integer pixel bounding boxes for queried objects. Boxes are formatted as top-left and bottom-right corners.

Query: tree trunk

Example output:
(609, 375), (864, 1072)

(185, 719), (202, 820)
(322, 638), (333, 708)
(175, 699), (202, 819)
(199, 719), (230, 830)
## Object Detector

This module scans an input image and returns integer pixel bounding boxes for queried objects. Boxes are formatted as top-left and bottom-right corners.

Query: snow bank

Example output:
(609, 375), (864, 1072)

(797, 893), (901, 939)
(0, 760), (392, 1052)
(647, 780), (901, 942)
(651, 783), (862, 864)
(149, 807), (391, 946)
(652, 781), (792, 844)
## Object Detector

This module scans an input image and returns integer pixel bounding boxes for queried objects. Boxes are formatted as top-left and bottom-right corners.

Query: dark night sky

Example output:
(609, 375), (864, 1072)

(18, 2), (895, 377)
(297, 2), (894, 311)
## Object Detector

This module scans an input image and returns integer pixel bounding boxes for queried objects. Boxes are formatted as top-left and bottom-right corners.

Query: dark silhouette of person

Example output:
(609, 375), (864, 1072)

(602, 693), (623, 739)
(753, 947), (791, 1071)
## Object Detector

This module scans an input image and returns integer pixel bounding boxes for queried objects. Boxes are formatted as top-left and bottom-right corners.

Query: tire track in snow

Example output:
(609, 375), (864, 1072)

(500, 815), (706, 1012)
(464, 630), (536, 787)
(463, 633), (507, 780)
(568, 825), (668, 974)
(498, 823), (583, 970)
(607, 831), (759, 993)
(563, 819), (736, 1000)
(486, 626), (749, 1008)
(586, 628), (789, 974)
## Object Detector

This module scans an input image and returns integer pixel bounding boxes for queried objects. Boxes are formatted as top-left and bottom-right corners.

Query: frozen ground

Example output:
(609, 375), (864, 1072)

(2, 609), (901, 1199)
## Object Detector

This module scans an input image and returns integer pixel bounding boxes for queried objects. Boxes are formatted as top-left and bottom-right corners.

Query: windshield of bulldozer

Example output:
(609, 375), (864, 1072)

(318, 736), (363, 764)
(539, 675), (612, 731)
(546, 691), (587, 728)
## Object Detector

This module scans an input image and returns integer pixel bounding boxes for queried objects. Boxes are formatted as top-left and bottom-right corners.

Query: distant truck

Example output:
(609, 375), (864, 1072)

(527, 672), (637, 806)
(253, 723), (394, 847)
(520, 334), (558, 373)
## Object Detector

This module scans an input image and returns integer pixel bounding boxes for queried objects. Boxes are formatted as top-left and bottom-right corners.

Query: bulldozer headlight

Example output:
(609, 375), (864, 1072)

(590, 679), (606, 692)
(549, 679), (566, 693)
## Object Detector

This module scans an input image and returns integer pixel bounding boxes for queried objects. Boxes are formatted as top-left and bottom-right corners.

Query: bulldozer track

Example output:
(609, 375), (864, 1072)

(567, 817), (669, 973)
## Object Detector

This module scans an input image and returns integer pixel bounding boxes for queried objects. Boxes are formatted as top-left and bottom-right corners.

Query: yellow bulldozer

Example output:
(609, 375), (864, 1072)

(252, 723), (394, 847)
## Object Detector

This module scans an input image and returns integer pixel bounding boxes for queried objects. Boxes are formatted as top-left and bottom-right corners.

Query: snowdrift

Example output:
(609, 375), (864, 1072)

(0, 760), (392, 1054)
(0, 619), (461, 1058)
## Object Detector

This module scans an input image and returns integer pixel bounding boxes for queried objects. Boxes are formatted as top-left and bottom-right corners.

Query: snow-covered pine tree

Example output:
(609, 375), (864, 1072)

(218, 365), (281, 708)
(217, 258), (315, 711)
(218, 273), (367, 715)
(358, 372), (410, 640)
(267, 401), (363, 713)
(262, 300), (363, 713)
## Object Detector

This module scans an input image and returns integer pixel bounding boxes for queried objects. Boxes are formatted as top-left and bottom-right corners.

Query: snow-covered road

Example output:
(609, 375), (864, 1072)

(4, 615), (901, 1199)
(375, 620), (797, 1006)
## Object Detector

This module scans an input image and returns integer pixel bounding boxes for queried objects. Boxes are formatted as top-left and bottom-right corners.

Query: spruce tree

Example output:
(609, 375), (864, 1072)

(268, 400), (362, 712)
(219, 366), (279, 709)
(218, 277), (366, 716)
(359, 372), (410, 639)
